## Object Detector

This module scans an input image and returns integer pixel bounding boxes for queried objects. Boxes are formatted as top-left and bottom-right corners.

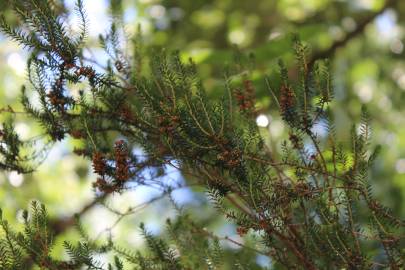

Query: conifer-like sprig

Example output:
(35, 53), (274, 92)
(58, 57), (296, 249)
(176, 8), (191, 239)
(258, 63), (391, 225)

(0, 0), (404, 269)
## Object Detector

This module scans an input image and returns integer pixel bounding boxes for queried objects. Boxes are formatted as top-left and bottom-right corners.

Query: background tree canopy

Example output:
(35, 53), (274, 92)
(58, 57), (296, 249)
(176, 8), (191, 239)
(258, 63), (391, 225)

(0, 0), (404, 269)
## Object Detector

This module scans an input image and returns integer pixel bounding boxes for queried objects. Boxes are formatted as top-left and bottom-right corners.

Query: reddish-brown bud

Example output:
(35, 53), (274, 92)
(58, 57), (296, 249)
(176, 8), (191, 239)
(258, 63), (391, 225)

(92, 152), (106, 175)
(236, 226), (248, 236)
(114, 140), (130, 182)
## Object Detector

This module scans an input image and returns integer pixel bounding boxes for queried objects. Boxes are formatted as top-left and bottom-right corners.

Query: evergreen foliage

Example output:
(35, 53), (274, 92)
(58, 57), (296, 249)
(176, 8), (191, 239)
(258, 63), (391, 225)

(0, 0), (404, 269)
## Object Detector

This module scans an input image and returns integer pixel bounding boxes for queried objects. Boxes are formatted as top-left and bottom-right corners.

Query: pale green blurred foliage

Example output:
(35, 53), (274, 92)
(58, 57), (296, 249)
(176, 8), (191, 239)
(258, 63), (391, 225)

(0, 0), (404, 267)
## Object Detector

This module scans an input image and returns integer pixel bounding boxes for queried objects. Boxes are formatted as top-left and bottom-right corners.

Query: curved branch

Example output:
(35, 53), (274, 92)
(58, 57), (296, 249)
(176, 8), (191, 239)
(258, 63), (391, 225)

(308, 0), (396, 68)
(49, 193), (107, 235)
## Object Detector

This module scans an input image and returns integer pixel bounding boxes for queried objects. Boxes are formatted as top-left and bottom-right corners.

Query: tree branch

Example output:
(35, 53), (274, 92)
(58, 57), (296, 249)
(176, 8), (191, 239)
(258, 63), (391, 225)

(49, 193), (108, 235)
(308, 0), (396, 68)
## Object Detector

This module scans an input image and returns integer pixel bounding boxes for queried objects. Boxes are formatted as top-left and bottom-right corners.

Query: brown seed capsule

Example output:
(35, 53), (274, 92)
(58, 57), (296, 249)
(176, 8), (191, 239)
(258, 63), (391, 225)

(236, 226), (248, 236)
(93, 177), (115, 194)
(119, 105), (135, 122)
(86, 68), (95, 78)
(234, 80), (256, 115)
(280, 85), (295, 122)
(259, 220), (267, 230)
(64, 62), (75, 69)
(289, 133), (301, 149)
(114, 140), (130, 182)
(92, 152), (106, 175)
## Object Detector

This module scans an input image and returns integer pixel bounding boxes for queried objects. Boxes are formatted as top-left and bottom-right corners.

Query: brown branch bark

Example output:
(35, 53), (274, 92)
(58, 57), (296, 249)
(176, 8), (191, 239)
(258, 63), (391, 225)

(308, 0), (396, 68)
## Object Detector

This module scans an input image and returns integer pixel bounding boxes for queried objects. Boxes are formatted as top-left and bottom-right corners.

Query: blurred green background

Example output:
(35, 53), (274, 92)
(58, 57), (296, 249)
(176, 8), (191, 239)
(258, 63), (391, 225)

(1, 0), (405, 268)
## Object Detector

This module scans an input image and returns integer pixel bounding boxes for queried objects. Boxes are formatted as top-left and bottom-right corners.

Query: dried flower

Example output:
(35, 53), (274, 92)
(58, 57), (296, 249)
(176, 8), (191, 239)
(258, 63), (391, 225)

(236, 226), (248, 236)
(114, 140), (130, 182)
(289, 133), (302, 149)
(64, 62), (75, 69)
(217, 149), (241, 168)
(46, 91), (65, 107)
(259, 220), (267, 230)
(234, 79), (256, 115)
(92, 152), (106, 175)
(93, 177), (115, 194)
(119, 105), (136, 123)
(280, 85), (295, 122)
(75, 66), (95, 79)
(157, 114), (179, 134)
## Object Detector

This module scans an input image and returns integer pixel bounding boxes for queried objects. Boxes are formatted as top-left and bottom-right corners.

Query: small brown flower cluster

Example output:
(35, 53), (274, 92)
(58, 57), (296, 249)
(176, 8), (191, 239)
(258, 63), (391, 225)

(259, 219), (268, 230)
(114, 140), (130, 182)
(273, 182), (294, 207)
(236, 226), (248, 236)
(119, 105), (136, 123)
(74, 66), (95, 79)
(217, 148), (241, 168)
(294, 182), (314, 199)
(289, 133), (302, 150)
(63, 62), (76, 70)
(234, 79), (256, 114)
(93, 177), (115, 194)
(92, 152), (106, 175)
(280, 85), (295, 121)
(91, 141), (131, 190)
(157, 115), (180, 134)
(46, 90), (67, 112)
